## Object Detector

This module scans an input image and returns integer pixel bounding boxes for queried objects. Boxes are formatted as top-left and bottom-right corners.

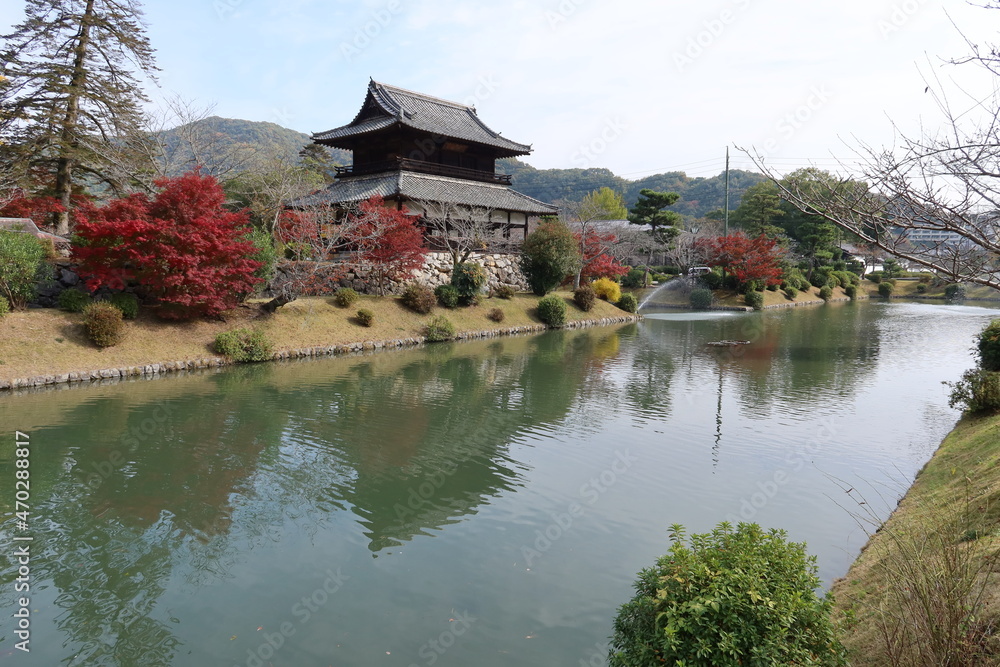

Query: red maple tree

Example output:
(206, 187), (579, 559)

(577, 228), (629, 281)
(73, 170), (263, 319)
(701, 233), (784, 289)
(0, 192), (68, 231)
(342, 196), (428, 295)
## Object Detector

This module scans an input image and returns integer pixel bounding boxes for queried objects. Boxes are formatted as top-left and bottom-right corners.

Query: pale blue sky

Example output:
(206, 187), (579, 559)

(1, 0), (995, 178)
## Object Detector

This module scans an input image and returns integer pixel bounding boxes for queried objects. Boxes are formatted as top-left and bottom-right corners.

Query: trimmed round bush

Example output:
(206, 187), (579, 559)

(451, 262), (488, 301)
(83, 302), (126, 348)
(213, 327), (272, 362)
(767, 282), (779, 291)
(0, 296), (9, 317)
(400, 283), (435, 314)
(59, 288), (93, 313)
(819, 285), (833, 301)
(867, 271), (882, 284)
(745, 290), (764, 310)
(977, 319), (1000, 371)
(592, 277), (622, 303)
(784, 286), (798, 300)
(434, 284), (460, 308)
(690, 288), (713, 309)
(333, 287), (359, 308)
(494, 284), (516, 299)
(845, 284), (858, 300)
(487, 307), (505, 323)
(617, 292), (638, 313)
(620, 268), (647, 289)
(424, 315), (455, 342)
(537, 294), (567, 327)
(878, 281), (894, 298)
(610, 522), (847, 667)
(915, 283), (927, 294)
(945, 283), (966, 301)
(109, 292), (139, 319)
(573, 285), (596, 312)
(699, 271), (722, 290)
(356, 308), (374, 327)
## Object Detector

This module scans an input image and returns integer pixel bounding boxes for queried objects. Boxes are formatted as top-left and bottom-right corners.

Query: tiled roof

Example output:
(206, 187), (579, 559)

(313, 80), (533, 156)
(289, 171), (559, 215)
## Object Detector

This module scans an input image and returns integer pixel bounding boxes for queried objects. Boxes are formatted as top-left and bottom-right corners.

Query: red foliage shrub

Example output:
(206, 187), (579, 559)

(577, 228), (629, 281)
(72, 170), (262, 319)
(343, 196), (428, 295)
(0, 192), (67, 231)
(699, 233), (784, 290)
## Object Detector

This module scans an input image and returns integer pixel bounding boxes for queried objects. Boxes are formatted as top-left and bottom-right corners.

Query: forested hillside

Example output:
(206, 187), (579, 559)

(498, 158), (766, 218)
(156, 117), (351, 177)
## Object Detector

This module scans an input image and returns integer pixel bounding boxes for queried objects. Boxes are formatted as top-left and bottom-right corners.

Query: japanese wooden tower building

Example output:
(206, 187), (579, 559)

(296, 80), (558, 242)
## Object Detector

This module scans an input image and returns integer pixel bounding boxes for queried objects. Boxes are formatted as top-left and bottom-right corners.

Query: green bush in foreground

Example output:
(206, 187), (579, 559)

(214, 327), (273, 362)
(699, 271), (723, 290)
(83, 302), (126, 348)
(434, 284), (460, 309)
(690, 288), (713, 309)
(58, 288), (93, 313)
(109, 293), (139, 319)
(333, 287), (359, 308)
(978, 319), (1000, 371)
(610, 522), (847, 667)
(745, 290), (764, 310)
(451, 262), (488, 302)
(0, 229), (47, 309)
(819, 285), (833, 301)
(948, 369), (1000, 415)
(356, 308), (374, 327)
(519, 218), (581, 296)
(878, 282), (894, 298)
(845, 284), (857, 300)
(536, 294), (567, 327)
(0, 296), (9, 317)
(784, 286), (798, 300)
(424, 315), (455, 341)
(617, 292), (638, 313)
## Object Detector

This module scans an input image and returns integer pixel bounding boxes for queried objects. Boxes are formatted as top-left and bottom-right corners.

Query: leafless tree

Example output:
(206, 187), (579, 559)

(139, 96), (262, 183)
(408, 199), (517, 265)
(744, 13), (1000, 290)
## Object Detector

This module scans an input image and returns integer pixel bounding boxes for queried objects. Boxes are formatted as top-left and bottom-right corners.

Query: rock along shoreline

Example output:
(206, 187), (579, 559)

(0, 314), (642, 396)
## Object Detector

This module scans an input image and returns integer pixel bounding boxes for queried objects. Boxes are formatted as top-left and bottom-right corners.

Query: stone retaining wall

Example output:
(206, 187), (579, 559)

(0, 314), (641, 394)
(269, 252), (528, 297)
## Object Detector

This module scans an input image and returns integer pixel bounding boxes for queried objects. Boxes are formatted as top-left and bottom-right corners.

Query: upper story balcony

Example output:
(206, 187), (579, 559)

(335, 157), (513, 185)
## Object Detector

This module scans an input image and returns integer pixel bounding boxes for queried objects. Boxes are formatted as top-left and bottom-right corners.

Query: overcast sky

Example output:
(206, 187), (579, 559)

(2, 0), (997, 180)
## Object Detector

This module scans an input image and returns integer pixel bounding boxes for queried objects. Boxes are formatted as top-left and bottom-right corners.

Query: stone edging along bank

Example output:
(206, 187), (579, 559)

(0, 314), (642, 394)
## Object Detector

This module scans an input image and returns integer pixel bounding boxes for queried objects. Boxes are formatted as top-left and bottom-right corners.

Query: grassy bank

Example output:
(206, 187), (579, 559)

(862, 279), (1000, 301)
(830, 413), (1000, 665)
(641, 283), (855, 309)
(0, 291), (634, 386)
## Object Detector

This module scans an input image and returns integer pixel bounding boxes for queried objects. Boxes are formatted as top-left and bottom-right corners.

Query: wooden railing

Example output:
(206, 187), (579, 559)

(335, 157), (513, 184)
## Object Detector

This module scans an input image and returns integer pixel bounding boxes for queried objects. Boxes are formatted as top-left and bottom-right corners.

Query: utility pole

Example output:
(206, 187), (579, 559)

(724, 146), (730, 236)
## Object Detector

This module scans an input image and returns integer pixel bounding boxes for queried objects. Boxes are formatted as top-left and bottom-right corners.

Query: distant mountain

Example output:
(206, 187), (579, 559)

(156, 116), (351, 177)
(156, 118), (764, 217)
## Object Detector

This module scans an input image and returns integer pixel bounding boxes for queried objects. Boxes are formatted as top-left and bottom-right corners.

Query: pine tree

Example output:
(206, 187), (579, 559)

(0, 0), (158, 235)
